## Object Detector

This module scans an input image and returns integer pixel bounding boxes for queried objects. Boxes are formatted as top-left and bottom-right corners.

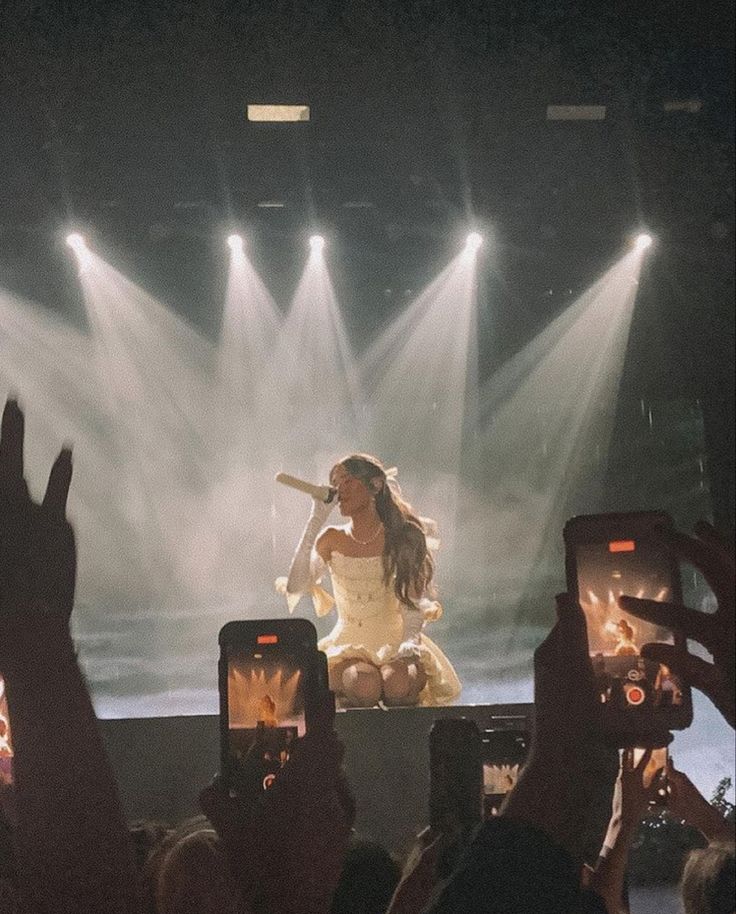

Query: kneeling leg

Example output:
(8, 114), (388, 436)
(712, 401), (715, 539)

(340, 661), (383, 708)
(381, 659), (427, 707)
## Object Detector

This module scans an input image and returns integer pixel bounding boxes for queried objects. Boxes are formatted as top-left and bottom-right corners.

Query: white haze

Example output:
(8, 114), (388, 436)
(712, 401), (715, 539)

(2, 241), (731, 796)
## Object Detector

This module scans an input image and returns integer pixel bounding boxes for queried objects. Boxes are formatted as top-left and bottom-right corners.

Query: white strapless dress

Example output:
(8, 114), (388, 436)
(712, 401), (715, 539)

(317, 552), (462, 706)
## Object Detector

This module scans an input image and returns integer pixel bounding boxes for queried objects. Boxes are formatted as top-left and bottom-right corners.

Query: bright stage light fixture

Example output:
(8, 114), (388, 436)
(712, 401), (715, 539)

(635, 233), (654, 251)
(227, 234), (244, 251)
(247, 104), (310, 122)
(465, 232), (483, 251)
(66, 232), (87, 251)
(546, 104), (606, 121)
(309, 234), (325, 252)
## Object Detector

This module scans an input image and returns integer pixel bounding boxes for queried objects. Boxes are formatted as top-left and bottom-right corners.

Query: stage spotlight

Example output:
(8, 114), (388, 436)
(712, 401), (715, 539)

(309, 234), (325, 252)
(465, 232), (483, 251)
(227, 234), (244, 251)
(66, 232), (87, 251)
(635, 233), (654, 251)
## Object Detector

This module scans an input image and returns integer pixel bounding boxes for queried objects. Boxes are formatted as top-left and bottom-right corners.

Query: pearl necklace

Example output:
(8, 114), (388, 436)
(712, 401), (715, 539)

(348, 523), (384, 546)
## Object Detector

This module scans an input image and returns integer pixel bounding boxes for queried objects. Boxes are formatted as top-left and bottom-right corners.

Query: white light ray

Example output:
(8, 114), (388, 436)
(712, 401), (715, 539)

(458, 249), (646, 641)
(268, 246), (360, 471)
(0, 287), (162, 610)
(358, 252), (479, 554)
(217, 241), (281, 431)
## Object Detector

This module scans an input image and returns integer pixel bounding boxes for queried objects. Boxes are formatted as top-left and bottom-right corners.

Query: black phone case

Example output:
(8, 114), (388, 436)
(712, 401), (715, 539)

(428, 718), (484, 832)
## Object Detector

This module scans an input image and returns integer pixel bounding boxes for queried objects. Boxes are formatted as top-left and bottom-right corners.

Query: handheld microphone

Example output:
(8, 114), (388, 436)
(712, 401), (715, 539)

(275, 472), (337, 504)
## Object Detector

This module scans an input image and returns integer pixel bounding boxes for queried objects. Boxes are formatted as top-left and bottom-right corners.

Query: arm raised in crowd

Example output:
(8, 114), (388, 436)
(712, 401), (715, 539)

(200, 702), (354, 914)
(588, 749), (661, 914)
(502, 593), (615, 869)
(0, 398), (138, 914)
(422, 595), (614, 914)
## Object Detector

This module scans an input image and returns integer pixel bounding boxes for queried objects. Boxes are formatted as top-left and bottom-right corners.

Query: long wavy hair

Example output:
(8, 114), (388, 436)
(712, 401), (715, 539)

(336, 454), (433, 609)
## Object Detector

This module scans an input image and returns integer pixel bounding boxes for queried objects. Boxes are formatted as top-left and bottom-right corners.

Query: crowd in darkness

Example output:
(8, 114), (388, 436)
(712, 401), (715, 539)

(0, 396), (733, 914)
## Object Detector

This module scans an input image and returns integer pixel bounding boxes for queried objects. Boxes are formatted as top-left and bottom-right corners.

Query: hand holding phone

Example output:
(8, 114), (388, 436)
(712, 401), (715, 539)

(202, 678), (353, 914)
(632, 747), (668, 809)
(619, 520), (735, 730)
(612, 747), (668, 828)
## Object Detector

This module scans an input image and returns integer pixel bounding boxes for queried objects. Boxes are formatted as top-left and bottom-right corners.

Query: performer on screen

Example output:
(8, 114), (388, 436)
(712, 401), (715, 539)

(278, 454), (461, 708)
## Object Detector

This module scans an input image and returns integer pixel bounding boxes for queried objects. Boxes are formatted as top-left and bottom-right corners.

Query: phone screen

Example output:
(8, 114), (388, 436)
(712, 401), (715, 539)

(574, 537), (676, 656)
(225, 644), (308, 791)
(482, 728), (528, 816)
(0, 677), (13, 787)
(568, 519), (690, 732)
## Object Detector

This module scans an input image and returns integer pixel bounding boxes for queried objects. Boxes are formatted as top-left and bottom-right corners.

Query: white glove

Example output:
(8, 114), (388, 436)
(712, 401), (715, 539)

(285, 498), (335, 596)
(399, 601), (427, 655)
(399, 596), (443, 653)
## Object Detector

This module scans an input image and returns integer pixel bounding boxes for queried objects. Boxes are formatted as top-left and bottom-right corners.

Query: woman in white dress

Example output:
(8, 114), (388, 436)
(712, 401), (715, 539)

(282, 454), (461, 708)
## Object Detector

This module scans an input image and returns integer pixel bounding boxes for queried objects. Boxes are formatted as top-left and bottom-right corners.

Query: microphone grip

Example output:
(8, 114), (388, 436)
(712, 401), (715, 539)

(275, 472), (337, 504)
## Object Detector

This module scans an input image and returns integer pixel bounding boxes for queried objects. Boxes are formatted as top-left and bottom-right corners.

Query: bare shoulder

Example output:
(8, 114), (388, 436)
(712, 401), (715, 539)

(315, 525), (348, 562)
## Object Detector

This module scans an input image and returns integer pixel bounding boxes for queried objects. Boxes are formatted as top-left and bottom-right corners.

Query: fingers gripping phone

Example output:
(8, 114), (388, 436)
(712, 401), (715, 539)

(218, 619), (329, 794)
(633, 747), (669, 808)
(564, 511), (693, 745)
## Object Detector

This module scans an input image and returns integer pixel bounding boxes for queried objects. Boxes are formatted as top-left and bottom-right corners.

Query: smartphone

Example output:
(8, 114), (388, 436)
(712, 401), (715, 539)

(429, 718), (484, 834)
(633, 746), (669, 808)
(482, 723), (529, 817)
(218, 619), (328, 794)
(564, 511), (693, 745)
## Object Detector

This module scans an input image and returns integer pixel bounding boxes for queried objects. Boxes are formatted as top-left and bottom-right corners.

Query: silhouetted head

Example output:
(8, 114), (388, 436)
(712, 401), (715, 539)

(330, 838), (402, 914)
(681, 843), (735, 914)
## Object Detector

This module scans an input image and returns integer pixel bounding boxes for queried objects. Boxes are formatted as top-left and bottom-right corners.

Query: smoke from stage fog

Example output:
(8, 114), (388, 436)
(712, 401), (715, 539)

(0, 238), (675, 717)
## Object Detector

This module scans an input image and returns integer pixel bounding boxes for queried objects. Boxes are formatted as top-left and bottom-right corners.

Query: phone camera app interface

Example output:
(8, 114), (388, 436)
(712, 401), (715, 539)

(227, 646), (306, 789)
(575, 539), (684, 712)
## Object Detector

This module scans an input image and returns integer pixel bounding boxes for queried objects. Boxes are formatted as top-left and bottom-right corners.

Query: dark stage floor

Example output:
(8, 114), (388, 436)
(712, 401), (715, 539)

(100, 703), (532, 852)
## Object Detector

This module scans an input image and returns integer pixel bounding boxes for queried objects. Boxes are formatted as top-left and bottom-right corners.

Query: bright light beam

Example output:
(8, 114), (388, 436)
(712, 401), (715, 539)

(0, 285), (157, 626)
(66, 232), (87, 250)
(265, 244), (362, 575)
(457, 248), (647, 676)
(358, 250), (480, 558)
(635, 233), (654, 251)
(65, 232), (94, 272)
(465, 232), (483, 252)
(68, 248), (292, 715)
(72, 249), (228, 600)
(267, 241), (358, 471)
(218, 233), (281, 446)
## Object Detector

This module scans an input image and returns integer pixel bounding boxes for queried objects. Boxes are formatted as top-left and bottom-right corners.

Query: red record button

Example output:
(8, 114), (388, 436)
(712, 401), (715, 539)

(625, 684), (646, 706)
